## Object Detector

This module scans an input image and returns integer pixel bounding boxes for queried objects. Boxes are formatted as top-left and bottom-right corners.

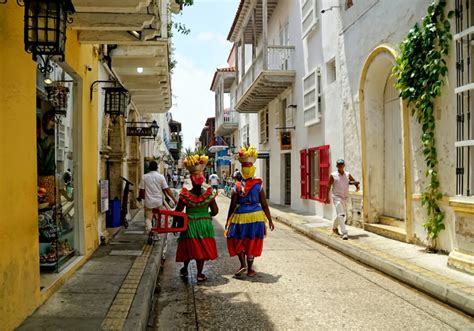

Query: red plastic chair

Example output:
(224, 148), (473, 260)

(150, 209), (188, 234)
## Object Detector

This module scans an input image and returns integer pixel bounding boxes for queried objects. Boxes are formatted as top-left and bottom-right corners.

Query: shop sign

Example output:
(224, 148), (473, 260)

(127, 127), (152, 137)
(99, 179), (109, 213)
(280, 132), (292, 150)
(258, 152), (270, 159)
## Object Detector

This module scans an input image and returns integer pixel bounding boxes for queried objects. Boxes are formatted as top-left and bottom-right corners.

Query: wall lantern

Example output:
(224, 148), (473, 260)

(150, 120), (159, 139)
(104, 87), (129, 123)
(24, 0), (74, 75)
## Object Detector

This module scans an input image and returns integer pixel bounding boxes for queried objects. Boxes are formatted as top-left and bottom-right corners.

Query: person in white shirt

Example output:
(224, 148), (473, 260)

(172, 173), (179, 188)
(208, 172), (219, 190)
(326, 159), (360, 240)
(138, 161), (177, 234)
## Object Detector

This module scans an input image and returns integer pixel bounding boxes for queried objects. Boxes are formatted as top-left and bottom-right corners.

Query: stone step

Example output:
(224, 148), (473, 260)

(364, 223), (407, 243)
(379, 216), (405, 229)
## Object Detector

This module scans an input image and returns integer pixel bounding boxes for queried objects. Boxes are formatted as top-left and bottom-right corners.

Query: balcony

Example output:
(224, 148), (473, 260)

(216, 110), (239, 136)
(235, 45), (296, 113)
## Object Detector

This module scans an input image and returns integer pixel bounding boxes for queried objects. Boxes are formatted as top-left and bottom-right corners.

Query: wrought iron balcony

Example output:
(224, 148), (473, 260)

(234, 45), (296, 113)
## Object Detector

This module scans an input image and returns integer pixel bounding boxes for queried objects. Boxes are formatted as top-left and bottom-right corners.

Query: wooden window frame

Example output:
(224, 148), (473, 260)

(300, 145), (330, 203)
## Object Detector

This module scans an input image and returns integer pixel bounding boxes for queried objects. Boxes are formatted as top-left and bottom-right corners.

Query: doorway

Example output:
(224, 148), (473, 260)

(383, 76), (404, 219)
(284, 153), (291, 205)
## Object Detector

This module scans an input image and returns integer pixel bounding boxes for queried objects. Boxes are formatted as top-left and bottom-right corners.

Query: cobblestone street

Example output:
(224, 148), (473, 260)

(154, 196), (474, 330)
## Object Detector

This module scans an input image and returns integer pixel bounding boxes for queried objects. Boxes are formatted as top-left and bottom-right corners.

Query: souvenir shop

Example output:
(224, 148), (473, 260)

(36, 62), (81, 287)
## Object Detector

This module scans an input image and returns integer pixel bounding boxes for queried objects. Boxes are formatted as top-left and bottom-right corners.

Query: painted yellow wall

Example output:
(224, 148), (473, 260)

(0, 4), (41, 330)
(0, 5), (100, 329)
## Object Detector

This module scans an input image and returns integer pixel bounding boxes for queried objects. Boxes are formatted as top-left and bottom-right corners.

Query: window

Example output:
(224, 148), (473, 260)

(300, 0), (318, 38)
(241, 124), (249, 146)
(259, 108), (269, 144)
(279, 20), (289, 46)
(300, 145), (330, 202)
(303, 68), (321, 125)
(327, 59), (336, 84)
(455, 0), (474, 196)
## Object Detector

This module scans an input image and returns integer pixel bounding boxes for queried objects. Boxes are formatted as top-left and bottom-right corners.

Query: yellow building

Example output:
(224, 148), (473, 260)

(0, 3), (100, 330)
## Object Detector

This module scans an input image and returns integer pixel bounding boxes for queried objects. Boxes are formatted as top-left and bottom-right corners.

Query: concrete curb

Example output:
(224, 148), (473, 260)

(123, 234), (167, 331)
(273, 215), (474, 317)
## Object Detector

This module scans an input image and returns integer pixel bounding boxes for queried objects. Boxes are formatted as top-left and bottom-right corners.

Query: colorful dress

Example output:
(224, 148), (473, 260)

(176, 187), (218, 262)
(226, 178), (266, 257)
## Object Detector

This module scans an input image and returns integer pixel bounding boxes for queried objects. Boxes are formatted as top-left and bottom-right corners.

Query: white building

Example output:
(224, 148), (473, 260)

(217, 0), (473, 273)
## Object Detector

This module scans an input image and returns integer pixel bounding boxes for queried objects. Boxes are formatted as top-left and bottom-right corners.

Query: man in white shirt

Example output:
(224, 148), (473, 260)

(326, 159), (360, 240)
(138, 161), (177, 234)
(208, 172), (219, 190)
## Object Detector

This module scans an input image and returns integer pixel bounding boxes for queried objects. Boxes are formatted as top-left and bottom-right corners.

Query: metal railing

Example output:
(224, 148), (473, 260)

(235, 45), (295, 105)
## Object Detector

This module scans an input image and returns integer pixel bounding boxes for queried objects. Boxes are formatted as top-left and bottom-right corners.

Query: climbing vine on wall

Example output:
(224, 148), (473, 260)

(393, 0), (454, 249)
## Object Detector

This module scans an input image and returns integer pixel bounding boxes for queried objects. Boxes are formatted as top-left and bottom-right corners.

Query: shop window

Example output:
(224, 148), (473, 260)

(300, 145), (330, 202)
(301, 0), (318, 38)
(303, 68), (321, 126)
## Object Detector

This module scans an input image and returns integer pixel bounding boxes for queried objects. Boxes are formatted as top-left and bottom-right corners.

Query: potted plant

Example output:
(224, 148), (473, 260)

(37, 137), (56, 205)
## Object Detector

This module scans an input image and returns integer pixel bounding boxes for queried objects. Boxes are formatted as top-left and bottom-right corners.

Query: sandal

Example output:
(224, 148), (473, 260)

(180, 267), (188, 277)
(247, 270), (257, 277)
(234, 266), (247, 276)
(197, 274), (207, 282)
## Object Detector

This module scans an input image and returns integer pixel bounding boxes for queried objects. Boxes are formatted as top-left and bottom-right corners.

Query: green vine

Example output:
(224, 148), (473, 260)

(393, 0), (454, 248)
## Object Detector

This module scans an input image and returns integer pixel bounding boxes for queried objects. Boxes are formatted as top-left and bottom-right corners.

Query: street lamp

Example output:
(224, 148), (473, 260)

(150, 120), (159, 139)
(24, 0), (74, 74)
(104, 87), (129, 123)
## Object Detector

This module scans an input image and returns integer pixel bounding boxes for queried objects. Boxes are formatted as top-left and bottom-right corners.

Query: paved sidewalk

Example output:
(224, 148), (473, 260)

(19, 210), (166, 331)
(268, 203), (474, 316)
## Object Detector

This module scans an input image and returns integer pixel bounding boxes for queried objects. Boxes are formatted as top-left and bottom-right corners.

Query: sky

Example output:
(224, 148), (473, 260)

(169, 0), (239, 150)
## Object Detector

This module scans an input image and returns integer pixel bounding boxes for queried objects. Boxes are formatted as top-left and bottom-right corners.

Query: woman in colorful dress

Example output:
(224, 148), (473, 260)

(225, 146), (275, 277)
(175, 151), (218, 282)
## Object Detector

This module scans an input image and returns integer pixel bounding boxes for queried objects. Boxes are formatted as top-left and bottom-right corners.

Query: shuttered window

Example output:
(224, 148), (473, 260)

(301, 0), (318, 38)
(300, 149), (309, 199)
(303, 68), (321, 125)
(301, 145), (330, 203)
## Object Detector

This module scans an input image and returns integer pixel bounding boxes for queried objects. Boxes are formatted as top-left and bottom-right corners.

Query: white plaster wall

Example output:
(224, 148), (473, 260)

(339, 0), (458, 251)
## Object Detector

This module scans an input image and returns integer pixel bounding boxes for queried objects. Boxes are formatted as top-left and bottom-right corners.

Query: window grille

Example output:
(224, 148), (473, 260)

(455, 0), (474, 196)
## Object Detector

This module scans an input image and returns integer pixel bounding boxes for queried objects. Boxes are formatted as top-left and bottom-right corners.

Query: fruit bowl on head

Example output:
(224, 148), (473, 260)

(238, 156), (257, 164)
(187, 163), (207, 173)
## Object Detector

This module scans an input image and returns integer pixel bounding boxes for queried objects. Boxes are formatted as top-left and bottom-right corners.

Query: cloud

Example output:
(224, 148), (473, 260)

(194, 32), (228, 46)
(170, 53), (216, 149)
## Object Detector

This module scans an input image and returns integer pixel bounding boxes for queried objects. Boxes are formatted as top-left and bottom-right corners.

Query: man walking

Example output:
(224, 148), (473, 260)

(209, 172), (220, 191)
(138, 161), (177, 234)
(326, 159), (360, 240)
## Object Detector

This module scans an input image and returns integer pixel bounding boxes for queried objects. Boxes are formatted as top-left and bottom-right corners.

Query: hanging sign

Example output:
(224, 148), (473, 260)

(258, 152), (270, 159)
(127, 126), (152, 137)
(280, 131), (292, 150)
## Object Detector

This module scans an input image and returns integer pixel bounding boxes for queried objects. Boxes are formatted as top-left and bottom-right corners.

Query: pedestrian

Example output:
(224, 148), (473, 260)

(175, 151), (218, 282)
(233, 168), (242, 182)
(167, 173), (172, 185)
(326, 159), (360, 240)
(225, 146), (274, 277)
(209, 172), (219, 191)
(172, 173), (178, 188)
(180, 174), (185, 188)
(138, 161), (177, 234)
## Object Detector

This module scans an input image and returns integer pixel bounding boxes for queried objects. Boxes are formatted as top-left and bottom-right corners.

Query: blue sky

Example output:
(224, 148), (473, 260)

(170, 0), (239, 149)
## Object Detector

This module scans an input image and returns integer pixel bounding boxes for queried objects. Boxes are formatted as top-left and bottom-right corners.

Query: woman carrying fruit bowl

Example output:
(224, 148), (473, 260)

(175, 149), (219, 282)
(225, 145), (275, 277)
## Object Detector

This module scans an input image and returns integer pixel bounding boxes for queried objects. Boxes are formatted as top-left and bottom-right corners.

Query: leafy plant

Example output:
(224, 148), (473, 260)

(37, 137), (55, 176)
(393, 0), (454, 249)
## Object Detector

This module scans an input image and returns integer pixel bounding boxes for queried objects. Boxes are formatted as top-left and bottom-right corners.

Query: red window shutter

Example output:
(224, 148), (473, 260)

(300, 149), (309, 199)
(317, 145), (330, 203)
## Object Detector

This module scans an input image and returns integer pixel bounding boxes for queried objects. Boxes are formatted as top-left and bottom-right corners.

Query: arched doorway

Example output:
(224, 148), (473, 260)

(359, 45), (412, 242)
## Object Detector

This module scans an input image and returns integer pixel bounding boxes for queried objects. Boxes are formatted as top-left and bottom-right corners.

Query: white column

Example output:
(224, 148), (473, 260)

(262, 0), (268, 70)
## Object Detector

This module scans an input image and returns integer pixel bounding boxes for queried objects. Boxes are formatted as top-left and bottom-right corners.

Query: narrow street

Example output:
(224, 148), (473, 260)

(153, 195), (473, 330)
